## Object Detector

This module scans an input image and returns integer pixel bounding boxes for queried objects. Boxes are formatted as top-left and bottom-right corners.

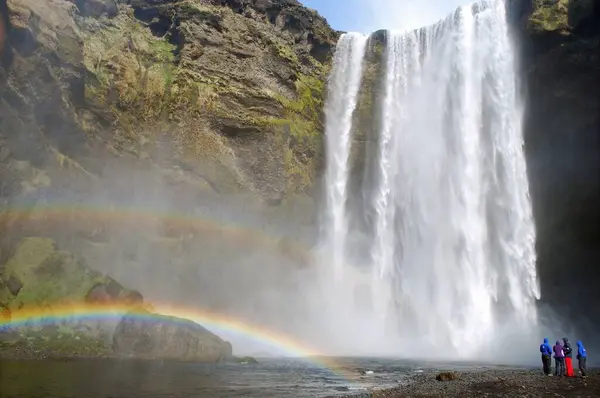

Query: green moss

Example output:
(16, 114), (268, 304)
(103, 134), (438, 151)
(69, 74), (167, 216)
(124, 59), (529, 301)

(529, 0), (569, 32)
(177, 1), (222, 18)
(274, 40), (300, 66)
(256, 72), (327, 193)
(0, 238), (109, 311)
(83, 10), (179, 121)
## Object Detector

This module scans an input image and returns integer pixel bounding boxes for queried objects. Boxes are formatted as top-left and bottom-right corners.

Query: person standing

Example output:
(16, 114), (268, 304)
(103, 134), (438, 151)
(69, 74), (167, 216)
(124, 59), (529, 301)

(576, 341), (588, 378)
(553, 340), (565, 376)
(540, 337), (553, 376)
(563, 337), (575, 377)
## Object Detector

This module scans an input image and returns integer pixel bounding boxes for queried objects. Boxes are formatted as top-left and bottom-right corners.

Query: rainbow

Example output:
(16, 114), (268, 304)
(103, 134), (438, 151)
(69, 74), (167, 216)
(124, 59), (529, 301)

(0, 302), (357, 381)
(0, 203), (291, 247)
(0, 203), (313, 256)
(0, 203), (359, 380)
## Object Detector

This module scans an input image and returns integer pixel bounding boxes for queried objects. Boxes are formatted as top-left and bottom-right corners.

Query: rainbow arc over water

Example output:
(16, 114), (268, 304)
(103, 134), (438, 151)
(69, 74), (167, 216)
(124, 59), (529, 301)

(0, 302), (358, 382)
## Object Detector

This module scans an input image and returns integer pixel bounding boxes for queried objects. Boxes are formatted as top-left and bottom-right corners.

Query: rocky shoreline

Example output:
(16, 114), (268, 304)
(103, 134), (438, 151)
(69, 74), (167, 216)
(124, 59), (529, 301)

(333, 368), (600, 398)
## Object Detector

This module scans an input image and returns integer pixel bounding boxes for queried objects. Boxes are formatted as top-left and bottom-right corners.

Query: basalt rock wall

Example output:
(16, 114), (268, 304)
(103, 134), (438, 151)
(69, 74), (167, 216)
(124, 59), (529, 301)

(510, 0), (600, 328)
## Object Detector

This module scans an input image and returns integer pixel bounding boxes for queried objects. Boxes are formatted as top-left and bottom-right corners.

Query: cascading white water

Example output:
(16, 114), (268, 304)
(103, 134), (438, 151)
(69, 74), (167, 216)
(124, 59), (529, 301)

(320, 0), (540, 359)
(322, 33), (368, 276)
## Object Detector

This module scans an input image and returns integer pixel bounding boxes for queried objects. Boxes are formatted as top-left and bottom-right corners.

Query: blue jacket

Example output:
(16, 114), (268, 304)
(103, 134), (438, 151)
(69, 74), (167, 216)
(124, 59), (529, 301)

(540, 338), (552, 356)
(577, 341), (587, 359)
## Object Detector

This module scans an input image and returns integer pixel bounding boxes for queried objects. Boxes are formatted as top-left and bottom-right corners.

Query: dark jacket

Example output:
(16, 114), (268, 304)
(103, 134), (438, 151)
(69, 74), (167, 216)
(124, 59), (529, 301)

(540, 338), (552, 356)
(577, 341), (587, 359)
(563, 338), (573, 358)
(553, 341), (565, 358)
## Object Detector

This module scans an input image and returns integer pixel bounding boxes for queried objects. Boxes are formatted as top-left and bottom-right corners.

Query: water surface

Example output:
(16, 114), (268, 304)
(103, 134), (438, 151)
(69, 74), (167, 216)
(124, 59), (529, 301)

(0, 357), (523, 397)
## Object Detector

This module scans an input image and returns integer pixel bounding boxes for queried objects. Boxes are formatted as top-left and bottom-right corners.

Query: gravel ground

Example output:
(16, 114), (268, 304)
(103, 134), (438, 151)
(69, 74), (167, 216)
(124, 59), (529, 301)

(331, 368), (599, 398)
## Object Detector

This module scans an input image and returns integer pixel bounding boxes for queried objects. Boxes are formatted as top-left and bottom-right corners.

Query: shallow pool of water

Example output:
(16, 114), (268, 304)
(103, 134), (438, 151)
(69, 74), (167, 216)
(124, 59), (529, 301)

(0, 357), (515, 397)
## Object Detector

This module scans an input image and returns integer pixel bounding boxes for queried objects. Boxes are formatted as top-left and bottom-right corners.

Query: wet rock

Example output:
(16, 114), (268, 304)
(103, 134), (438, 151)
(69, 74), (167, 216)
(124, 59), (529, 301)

(4, 274), (22, 296)
(112, 310), (233, 362)
(436, 371), (458, 381)
(510, 0), (600, 331)
(230, 355), (258, 364)
(85, 280), (144, 305)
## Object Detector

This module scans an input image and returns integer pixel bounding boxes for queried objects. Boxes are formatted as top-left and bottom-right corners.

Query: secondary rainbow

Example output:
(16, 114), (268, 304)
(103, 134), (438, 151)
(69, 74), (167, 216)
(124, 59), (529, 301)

(0, 203), (309, 253)
(0, 302), (357, 381)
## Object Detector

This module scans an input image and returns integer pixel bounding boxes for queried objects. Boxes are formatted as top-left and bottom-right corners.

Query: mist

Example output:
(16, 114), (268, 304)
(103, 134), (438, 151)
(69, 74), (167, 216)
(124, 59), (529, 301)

(1, 0), (597, 369)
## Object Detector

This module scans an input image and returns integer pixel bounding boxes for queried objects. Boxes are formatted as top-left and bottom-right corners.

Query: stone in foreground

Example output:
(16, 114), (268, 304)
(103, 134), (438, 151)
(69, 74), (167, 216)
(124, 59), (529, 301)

(112, 310), (232, 362)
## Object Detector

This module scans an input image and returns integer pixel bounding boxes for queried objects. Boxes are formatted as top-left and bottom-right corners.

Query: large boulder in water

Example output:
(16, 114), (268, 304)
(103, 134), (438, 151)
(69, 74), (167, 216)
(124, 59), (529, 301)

(112, 310), (233, 362)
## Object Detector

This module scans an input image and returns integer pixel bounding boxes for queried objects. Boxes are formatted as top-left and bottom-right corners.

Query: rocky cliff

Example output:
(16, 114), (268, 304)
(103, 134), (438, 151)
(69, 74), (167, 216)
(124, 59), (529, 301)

(1, 0), (598, 352)
(0, 0), (338, 204)
(0, 0), (338, 360)
(0, 0), (338, 350)
(508, 0), (600, 328)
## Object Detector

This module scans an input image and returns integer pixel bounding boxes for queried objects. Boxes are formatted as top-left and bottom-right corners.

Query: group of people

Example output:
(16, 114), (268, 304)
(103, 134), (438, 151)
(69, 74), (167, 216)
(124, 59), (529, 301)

(539, 337), (588, 377)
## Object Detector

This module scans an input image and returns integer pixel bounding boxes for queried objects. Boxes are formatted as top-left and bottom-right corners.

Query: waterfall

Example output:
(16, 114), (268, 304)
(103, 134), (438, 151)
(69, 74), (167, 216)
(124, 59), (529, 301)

(322, 33), (368, 276)
(320, 0), (539, 359)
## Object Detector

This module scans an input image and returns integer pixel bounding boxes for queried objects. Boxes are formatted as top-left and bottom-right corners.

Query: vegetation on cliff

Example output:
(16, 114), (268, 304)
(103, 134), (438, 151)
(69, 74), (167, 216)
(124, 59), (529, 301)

(0, 0), (338, 202)
(0, 0), (337, 359)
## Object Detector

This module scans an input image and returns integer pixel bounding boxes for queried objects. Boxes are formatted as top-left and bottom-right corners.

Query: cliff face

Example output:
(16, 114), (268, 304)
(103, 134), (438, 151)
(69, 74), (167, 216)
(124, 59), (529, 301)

(0, 0), (336, 360)
(511, 0), (600, 325)
(0, 0), (338, 206)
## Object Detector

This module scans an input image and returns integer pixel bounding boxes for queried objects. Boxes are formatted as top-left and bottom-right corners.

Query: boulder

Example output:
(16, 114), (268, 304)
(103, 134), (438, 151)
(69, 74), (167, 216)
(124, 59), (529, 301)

(230, 355), (258, 364)
(436, 372), (458, 381)
(112, 310), (233, 362)
(85, 278), (143, 305)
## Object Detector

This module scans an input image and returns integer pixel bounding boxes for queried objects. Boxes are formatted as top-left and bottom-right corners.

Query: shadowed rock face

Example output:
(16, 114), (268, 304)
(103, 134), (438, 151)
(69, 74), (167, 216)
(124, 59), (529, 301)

(509, 0), (600, 328)
(112, 310), (233, 362)
(0, 2), (6, 55)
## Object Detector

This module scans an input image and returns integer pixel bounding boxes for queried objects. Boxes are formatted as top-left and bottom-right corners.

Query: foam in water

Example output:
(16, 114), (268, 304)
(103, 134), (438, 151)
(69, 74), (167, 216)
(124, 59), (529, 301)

(318, 0), (540, 360)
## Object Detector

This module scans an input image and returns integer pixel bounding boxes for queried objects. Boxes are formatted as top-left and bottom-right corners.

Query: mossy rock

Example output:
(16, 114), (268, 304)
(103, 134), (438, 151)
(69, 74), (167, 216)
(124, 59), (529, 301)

(0, 237), (140, 311)
(528, 0), (570, 33)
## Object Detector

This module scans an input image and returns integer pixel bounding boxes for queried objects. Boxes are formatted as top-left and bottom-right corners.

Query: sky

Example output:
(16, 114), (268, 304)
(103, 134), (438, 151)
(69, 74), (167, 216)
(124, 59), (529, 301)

(299, 0), (468, 33)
